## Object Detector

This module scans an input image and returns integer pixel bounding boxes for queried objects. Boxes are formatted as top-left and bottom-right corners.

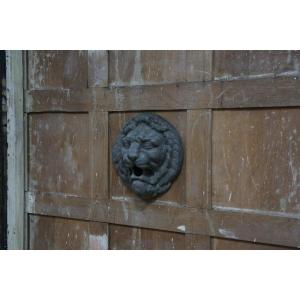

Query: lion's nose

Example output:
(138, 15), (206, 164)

(128, 144), (139, 161)
(128, 151), (138, 161)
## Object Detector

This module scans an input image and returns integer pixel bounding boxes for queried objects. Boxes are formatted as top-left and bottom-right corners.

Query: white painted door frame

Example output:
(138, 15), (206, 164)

(6, 50), (25, 249)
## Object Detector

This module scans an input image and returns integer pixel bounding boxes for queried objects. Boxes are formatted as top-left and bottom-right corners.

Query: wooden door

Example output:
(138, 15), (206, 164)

(26, 50), (300, 249)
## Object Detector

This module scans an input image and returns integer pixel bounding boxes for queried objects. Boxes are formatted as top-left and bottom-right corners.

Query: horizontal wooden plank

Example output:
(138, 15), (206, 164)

(25, 77), (300, 112)
(211, 237), (293, 250)
(26, 191), (108, 222)
(214, 50), (300, 81)
(25, 191), (300, 247)
(208, 208), (300, 248)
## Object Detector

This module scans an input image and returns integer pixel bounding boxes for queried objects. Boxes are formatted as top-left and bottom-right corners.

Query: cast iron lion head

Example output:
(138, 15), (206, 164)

(112, 113), (184, 200)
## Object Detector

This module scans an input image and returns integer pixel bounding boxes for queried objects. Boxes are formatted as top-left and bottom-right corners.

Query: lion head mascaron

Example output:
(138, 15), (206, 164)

(112, 113), (184, 200)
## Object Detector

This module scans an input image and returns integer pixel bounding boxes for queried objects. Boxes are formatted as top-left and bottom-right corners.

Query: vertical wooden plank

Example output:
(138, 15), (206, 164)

(6, 50), (24, 249)
(88, 50), (108, 87)
(185, 234), (210, 249)
(90, 111), (108, 200)
(186, 109), (212, 209)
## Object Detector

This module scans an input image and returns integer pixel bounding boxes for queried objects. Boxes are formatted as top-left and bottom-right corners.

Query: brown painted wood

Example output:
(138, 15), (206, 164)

(26, 77), (300, 113)
(90, 111), (108, 200)
(29, 214), (108, 250)
(109, 224), (186, 250)
(211, 237), (293, 250)
(212, 108), (300, 213)
(26, 191), (300, 248)
(214, 50), (300, 80)
(88, 50), (108, 88)
(186, 109), (212, 209)
(109, 225), (210, 250)
(109, 50), (212, 87)
(28, 51), (88, 90)
(24, 51), (300, 250)
(28, 113), (90, 197)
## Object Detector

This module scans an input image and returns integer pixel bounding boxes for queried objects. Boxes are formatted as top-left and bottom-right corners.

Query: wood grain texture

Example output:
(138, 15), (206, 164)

(28, 51), (88, 89)
(6, 50), (25, 249)
(109, 224), (186, 250)
(186, 109), (212, 208)
(25, 191), (300, 248)
(212, 108), (300, 213)
(110, 225), (210, 250)
(109, 111), (187, 206)
(26, 191), (108, 222)
(214, 50), (300, 80)
(29, 113), (90, 196)
(208, 209), (300, 248)
(29, 214), (108, 250)
(25, 78), (300, 113)
(90, 111), (108, 200)
(88, 50), (108, 87)
(109, 50), (212, 87)
(211, 237), (293, 250)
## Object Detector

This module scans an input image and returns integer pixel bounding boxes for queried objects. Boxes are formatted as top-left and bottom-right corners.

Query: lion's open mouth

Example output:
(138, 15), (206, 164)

(132, 166), (143, 176)
(128, 166), (155, 184)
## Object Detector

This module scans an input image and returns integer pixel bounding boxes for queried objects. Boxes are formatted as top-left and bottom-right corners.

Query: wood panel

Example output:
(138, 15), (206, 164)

(214, 50), (300, 80)
(88, 50), (108, 88)
(28, 113), (90, 196)
(109, 50), (212, 87)
(109, 225), (209, 250)
(211, 237), (293, 250)
(186, 109), (211, 208)
(109, 111), (187, 205)
(29, 214), (108, 250)
(28, 51), (88, 90)
(213, 108), (300, 213)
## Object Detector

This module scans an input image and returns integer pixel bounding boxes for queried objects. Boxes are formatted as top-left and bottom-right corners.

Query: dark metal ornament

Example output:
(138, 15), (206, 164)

(112, 113), (184, 200)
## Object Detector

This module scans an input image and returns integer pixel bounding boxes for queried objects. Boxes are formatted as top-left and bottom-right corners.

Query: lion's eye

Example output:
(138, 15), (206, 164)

(143, 141), (154, 149)
(122, 140), (130, 148)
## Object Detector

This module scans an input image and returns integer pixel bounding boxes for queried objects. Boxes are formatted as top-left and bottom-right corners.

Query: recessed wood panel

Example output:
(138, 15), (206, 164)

(211, 237), (292, 250)
(28, 51), (88, 89)
(29, 215), (108, 250)
(109, 111), (187, 205)
(29, 113), (90, 196)
(212, 109), (300, 213)
(214, 50), (300, 80)
(109, 50), (212, 87)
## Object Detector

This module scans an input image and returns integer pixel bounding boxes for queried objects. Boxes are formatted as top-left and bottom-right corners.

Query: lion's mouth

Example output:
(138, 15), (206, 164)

(128, 166), (155, 184)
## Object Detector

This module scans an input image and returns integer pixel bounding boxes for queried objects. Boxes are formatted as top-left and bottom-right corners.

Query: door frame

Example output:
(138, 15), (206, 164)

(6, 50), (25, 249)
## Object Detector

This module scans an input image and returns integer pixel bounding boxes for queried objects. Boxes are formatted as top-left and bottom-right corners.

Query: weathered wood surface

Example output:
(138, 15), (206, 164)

(214, 50), (300, 80)
(109, 225), (210, 250)
(26, 77), (300, 113)
(29, 113), (90, 196)
(26, 191), (300, 248)
(88, 50), (108, 88)
(6, 50), (25, 249)
(28, 51), (88, 89)
(213, 108), (300, 213)
(29, 214), (108, 250)
(186, 109), (212, 209)
(109, 50), (212, 87)
(211, 237), (293, 250)
(24, 50), (300, 250)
